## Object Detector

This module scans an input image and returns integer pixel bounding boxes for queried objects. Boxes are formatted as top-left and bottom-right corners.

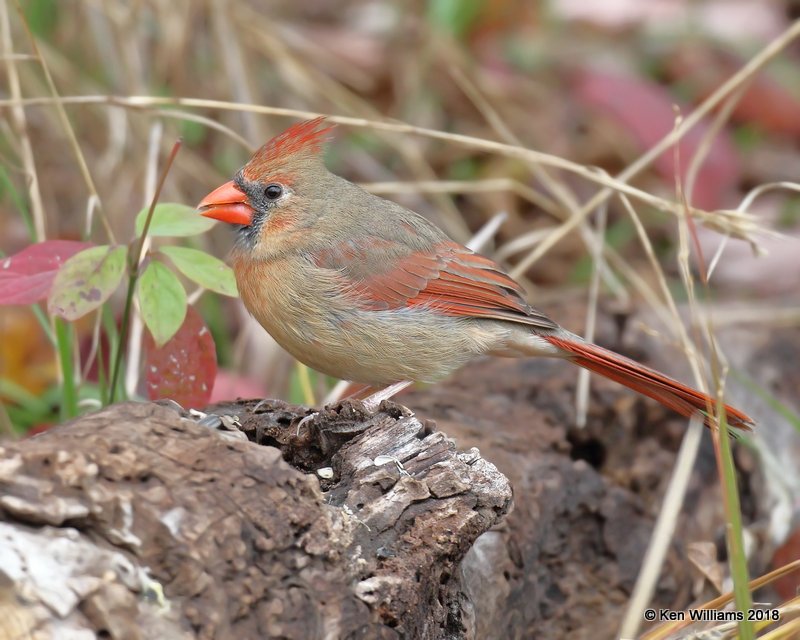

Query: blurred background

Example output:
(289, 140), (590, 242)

(1, 0), (799, 427)
(2, 0), (800, 630)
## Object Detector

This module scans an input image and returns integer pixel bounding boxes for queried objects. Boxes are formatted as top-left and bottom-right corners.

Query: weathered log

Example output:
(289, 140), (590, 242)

(0, 399), (511, 639)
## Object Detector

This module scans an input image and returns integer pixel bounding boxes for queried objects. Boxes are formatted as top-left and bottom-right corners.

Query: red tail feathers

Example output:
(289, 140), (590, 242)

(544, 335), (754, 431)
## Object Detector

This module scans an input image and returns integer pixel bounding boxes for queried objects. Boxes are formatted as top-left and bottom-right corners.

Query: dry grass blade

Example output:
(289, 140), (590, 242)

(617, 192), (706, 386)
(449, 59), (589, 235)
(509, 18), (800, 276)
(151, 108), (253, 150)
(465, 211), (508, 253)
(704, 178), (800, 281)
(619, 414), (704, 640)
(323, 379), (352, 405)
(11, 0), (115, 241)
(1, 0), (45, 240)
(641, 567), (800, 640)
(362, 178), (560, 220)
(738, 181), (800, 214)
(709, 306), (800, 328)
(574, 203), (606, 428)
(0, 93), (764, 242)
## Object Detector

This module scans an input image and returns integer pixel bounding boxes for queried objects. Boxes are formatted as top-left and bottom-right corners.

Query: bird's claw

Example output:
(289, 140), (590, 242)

(374, 455), (410, 476)
(188, 409), (247, 441)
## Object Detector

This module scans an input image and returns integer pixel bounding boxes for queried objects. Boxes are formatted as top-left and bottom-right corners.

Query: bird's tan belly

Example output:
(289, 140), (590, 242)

(258, 302), (493, 385)
(235, 260), (503, 385)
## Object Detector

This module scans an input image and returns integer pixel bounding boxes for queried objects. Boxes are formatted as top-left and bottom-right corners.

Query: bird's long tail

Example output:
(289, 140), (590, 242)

(543, 334), (754, 432)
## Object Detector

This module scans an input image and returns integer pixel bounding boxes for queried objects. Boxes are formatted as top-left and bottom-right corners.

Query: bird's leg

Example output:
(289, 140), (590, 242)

(323, 380), (372, 404)
(361, 380), (413, 413)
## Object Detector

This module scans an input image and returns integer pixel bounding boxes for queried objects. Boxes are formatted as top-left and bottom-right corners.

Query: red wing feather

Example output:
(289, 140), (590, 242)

(313, 239), (558, 330)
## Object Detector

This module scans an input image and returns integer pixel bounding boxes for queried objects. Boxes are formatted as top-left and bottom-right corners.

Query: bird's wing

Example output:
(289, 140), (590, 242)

(311, 237), (559, 330)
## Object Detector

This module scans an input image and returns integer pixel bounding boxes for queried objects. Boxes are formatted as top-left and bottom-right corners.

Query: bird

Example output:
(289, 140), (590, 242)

(197, 117), (753, 432)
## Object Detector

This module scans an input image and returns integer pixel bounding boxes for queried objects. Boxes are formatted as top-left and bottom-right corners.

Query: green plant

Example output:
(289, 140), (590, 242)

(0, 190), (237, 432)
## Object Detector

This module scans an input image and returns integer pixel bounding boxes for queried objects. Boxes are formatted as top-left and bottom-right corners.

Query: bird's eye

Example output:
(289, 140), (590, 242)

(264, 183), (283, 200)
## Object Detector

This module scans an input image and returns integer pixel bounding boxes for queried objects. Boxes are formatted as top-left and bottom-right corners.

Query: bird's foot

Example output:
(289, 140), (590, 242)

(361, 380), (413, 413)
(322, 380), (370, 405)
(188, 408), (247, 441)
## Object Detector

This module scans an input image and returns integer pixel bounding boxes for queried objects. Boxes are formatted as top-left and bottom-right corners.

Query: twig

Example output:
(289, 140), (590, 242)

(109, 138), (182, 403)
(124, 121), (163, 398)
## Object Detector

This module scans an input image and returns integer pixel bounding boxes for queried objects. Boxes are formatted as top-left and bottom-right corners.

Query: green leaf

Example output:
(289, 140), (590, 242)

(135, 203), (216, 238)
(159, 246), (238, 297)
(137, 260), (187, 347)
(48, 245), (127, 320)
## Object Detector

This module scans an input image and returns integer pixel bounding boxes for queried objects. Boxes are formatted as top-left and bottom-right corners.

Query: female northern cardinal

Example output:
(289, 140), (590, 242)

(198, 118), (753, 431)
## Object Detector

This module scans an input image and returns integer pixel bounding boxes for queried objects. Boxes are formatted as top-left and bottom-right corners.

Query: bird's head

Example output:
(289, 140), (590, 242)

(198, 117), (335, 252)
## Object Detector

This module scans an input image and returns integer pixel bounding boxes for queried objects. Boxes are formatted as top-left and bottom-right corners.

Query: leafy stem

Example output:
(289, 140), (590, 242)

(109, 138), (182, 403)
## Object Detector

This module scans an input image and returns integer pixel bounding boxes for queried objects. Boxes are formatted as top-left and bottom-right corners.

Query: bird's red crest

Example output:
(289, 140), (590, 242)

(243, 117), (334, 180)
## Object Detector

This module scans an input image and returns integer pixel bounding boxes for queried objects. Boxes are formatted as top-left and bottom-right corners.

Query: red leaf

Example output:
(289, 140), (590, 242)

(0, 240), (95, 305)
(573, 69), (741, 210)
(143, 306), (217, 409)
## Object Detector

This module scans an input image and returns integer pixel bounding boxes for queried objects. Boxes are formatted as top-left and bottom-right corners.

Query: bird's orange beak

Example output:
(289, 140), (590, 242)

(197, 180), (254, 226)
